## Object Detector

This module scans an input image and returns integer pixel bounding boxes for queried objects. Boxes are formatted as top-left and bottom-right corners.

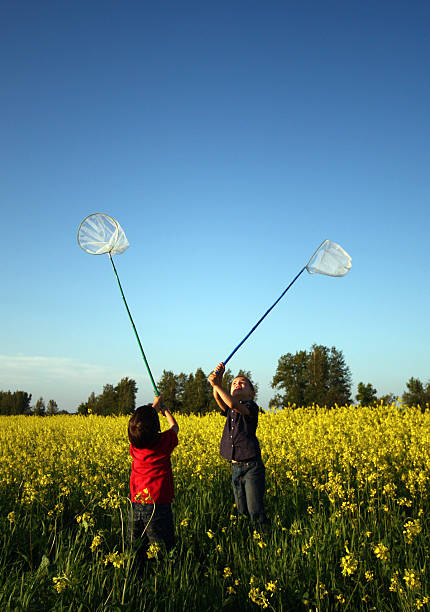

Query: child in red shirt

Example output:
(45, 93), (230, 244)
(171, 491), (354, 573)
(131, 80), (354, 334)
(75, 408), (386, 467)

(127, 395), (179, 560)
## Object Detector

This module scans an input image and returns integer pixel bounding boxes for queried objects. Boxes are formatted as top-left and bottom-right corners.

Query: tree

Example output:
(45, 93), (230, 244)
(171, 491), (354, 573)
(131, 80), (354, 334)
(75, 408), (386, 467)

(402, 377), (430, 410)
(0, 391), (32, 415)
(305, 345), (330, 405)
(87, 391), (99, 414)
(356, 382), (378, 406)
(77, 379), (138, 416)
(271, 345), (352, 408)
(196, 368), (212, 414)
(77, 401), (88, 415)
(271, 350), (309, 407)
(98, 384), (117, 416)
(175, 368), (212, 415)
(157, 370), (181, 413)
(46, 399), (59, 415)
(77, 391), (98, 415)
(184, 368), (211, 415)
(325, 346), (352, 406)
(180, 373), (194, 414)
(378, 393), (397, 405)
(115, 377), (137, 415)
(33, 397), (46, 416)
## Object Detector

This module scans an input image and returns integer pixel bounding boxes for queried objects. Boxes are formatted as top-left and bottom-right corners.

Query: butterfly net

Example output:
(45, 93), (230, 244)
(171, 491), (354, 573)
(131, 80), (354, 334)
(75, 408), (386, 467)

(306, 240), (351, 277)
(77, 213), (130, 255)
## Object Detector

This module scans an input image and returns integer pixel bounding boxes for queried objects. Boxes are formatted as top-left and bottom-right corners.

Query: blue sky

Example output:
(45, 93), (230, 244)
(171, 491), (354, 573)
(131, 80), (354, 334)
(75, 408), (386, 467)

(1, 1), (429, 412)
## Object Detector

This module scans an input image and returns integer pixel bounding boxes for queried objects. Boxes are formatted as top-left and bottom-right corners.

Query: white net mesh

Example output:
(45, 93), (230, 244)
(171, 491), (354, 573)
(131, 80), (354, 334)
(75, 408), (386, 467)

(77, 213), (130, 255)
(306, 240), (351, 277)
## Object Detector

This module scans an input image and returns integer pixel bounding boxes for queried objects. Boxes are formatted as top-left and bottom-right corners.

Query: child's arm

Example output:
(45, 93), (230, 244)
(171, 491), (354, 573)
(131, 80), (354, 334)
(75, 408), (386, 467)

(163, 409), (179, 434)
(211, 384), (250, 416)
(208, 363), (229, 413)
(208, 363), (250, 416)
(153, 396), (179, 434)
(213, 386), (229, 413)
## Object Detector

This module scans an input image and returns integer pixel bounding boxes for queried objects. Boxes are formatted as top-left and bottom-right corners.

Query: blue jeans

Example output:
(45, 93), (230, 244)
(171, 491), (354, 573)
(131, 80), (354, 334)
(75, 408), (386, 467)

(231, 458), (268, 523)
(128, 502), (175, 553)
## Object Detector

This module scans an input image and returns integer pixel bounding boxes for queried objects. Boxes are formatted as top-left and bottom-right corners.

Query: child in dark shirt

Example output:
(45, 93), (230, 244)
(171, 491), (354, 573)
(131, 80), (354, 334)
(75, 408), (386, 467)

(127, 395), (179, 560)
(208, 363), (268, 524)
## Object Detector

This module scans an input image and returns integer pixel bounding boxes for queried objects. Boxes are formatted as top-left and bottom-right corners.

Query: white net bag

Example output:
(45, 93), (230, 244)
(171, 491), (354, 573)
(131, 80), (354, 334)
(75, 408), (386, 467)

(77, 213), (130, 255)
(306, 239), (351, 277)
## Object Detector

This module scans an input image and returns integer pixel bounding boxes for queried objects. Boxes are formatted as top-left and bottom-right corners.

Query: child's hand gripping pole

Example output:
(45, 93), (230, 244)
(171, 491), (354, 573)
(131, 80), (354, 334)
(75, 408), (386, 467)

(152, 395), (165, 416)
(208, 362), (225, 387)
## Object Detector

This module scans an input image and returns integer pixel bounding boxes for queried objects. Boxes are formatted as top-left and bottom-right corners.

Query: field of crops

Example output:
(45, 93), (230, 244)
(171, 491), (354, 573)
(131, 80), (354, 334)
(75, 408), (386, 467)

(1, 405), (429, 611)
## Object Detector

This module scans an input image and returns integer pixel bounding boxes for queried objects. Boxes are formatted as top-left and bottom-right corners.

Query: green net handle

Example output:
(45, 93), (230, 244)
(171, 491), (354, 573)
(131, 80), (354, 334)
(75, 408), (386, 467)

(109, 253), (159, 396)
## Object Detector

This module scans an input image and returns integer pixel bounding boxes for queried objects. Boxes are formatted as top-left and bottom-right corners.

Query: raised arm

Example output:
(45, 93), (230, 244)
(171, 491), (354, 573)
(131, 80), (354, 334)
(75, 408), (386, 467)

(153, 395), (179, 434)
(163, 409), (179, 435)
(207, 363), (250, 416)
(213, 386), (229, 413)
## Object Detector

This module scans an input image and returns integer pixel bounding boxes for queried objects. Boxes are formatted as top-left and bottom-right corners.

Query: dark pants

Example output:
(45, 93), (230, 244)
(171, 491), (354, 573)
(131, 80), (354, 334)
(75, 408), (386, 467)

(128, 502), (175, 556)
(231, 458), (268, 523)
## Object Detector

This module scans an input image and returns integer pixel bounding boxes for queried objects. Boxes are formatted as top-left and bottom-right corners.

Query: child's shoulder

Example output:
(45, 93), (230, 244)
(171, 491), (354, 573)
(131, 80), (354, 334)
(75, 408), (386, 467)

(160, 427), (179, 450)
(160, 428), (176, 439)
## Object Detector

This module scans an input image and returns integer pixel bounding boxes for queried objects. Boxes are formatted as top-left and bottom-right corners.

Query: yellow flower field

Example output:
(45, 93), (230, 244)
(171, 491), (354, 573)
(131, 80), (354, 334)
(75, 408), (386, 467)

(1, 404), (429, 610)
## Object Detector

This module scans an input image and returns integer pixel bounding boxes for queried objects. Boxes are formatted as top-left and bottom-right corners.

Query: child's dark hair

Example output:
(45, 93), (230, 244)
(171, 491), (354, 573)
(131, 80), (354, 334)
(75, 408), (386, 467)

(128, 404), (160, 449)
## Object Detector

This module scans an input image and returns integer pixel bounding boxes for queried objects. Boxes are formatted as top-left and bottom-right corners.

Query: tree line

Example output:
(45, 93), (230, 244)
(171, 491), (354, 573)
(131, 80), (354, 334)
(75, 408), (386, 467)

(0, 391), (62, 416)
(1, 345), (429, 415)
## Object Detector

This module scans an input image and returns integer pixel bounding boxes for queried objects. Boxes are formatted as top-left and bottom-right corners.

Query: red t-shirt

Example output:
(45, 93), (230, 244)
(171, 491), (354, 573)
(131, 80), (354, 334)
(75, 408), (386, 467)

(129, 428), (178, 504)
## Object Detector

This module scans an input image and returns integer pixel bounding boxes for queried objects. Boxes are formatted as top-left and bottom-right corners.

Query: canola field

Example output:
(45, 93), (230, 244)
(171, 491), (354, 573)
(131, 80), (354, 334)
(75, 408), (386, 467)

(1, 405), (429, 611)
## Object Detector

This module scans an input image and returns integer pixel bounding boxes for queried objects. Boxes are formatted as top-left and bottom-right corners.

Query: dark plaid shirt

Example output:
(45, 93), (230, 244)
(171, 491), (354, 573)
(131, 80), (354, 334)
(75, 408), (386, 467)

(219, 400), (261, 462)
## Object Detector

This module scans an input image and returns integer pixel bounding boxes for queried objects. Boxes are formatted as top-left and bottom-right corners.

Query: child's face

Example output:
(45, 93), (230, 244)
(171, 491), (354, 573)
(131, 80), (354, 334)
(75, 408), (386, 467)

(230, 377), (254, 400)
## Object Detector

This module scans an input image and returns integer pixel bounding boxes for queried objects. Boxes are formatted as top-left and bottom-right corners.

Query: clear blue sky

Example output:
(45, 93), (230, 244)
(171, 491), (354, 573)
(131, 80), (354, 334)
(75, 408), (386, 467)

(1, 1), (429, 412)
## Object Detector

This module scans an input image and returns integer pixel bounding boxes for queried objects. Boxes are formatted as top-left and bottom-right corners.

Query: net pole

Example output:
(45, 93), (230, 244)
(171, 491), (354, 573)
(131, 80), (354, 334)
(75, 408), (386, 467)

(222, 265), (307, 367)
(108, 253), (159, 396)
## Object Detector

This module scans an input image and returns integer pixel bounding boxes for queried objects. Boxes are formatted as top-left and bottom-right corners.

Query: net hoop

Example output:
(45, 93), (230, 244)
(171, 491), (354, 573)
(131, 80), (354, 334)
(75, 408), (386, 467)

(77, 213), (130, 255)
(306, 239), (351, 277)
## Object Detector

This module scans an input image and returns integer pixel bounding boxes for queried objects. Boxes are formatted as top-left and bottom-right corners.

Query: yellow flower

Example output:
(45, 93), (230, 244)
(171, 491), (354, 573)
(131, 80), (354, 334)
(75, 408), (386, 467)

(389, 571), (404, 594)
(147, 543), (161, 560)
(76, 512), (94, 531)
(403, 569), (421, 591)
(90, 535), (102, 551)
(103, 551), (127, 567)
(249, 587), (269, 608)
(135, 487), (153, 503)
(266, 580), (277, 592)
(223, 567), (232, 579)
(340, 552), (358, 576)
(403, 519), (422, 544)
(372, 542), (389, 562)
(52, 574), (69, 594)
(416, 596), (429, 610)
(206, 529), (215, 539)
